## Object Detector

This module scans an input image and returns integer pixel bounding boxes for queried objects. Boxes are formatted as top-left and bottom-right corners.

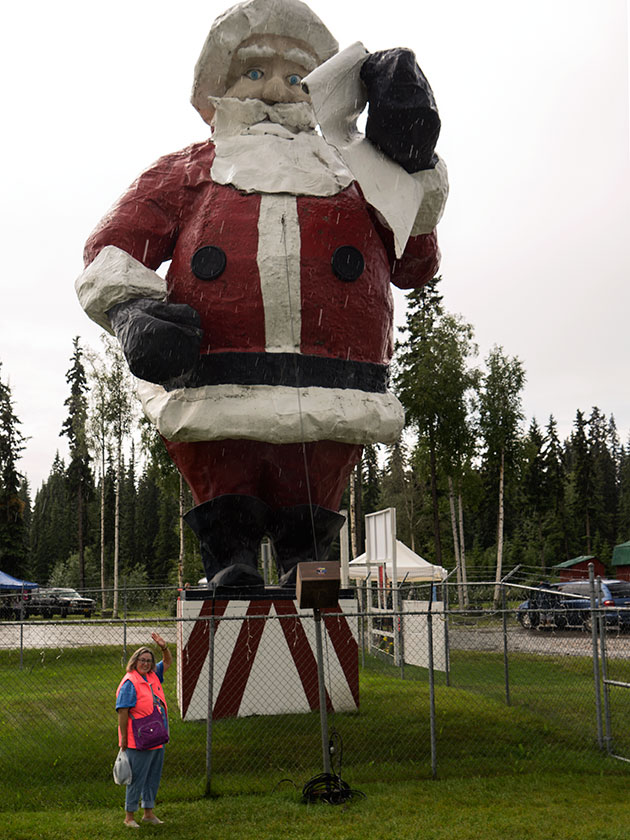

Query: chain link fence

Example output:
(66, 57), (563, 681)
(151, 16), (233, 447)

(1, 575), (626, 804)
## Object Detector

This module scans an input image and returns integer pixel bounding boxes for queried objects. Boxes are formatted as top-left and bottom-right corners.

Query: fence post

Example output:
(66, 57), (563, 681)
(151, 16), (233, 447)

(314, 608), (332, 776)
(19, 584), (25, 670)
(359, 580), (365, 669)
(123, 580), (128, 663)
(397, 582), (405, 680)
(427, 597), (437, 778)
(443, 579), (450, 687)
(588, 563), (604, 750)
(365, 574), (373, 660)
(597, 577), (613, 753)
(495, 566), (522, 707)
(205, 605), (216, 796)
(501, 583), (511, 706)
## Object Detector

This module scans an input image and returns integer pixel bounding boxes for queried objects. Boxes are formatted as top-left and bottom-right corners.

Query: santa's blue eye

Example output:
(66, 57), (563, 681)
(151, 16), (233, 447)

(287, 74), (302, 86)
(246, 68), (263, 81)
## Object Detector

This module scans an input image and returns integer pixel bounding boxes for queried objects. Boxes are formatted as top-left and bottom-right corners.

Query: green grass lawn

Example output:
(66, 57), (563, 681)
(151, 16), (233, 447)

(3, 774), (630, 840)
(1, 645), (629, 838)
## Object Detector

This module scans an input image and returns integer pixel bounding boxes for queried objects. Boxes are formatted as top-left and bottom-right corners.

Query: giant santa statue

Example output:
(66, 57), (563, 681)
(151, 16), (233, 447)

(76, 0), (448, 591)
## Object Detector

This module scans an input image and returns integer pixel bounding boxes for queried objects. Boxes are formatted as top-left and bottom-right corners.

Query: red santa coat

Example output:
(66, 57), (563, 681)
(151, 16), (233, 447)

(81, 139), (440, 506)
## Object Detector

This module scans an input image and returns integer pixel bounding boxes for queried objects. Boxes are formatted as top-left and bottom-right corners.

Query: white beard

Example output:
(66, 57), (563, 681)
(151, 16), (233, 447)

(209, 96), (354, 196)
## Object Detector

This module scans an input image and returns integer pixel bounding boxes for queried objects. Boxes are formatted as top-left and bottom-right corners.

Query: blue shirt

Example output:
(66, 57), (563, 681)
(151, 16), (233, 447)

(116, 661), (164, 710)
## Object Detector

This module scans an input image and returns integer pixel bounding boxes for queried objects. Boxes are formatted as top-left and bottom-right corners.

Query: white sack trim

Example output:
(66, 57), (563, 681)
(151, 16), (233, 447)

(303, 42), (449, 257)
(75, 246), (167, 332)
(136, 380), (405, 445)
(409, 158), (449, 237)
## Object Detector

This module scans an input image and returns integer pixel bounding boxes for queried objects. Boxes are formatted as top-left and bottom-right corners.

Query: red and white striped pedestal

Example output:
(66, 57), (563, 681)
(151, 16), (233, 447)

(177, 595), (359, 721)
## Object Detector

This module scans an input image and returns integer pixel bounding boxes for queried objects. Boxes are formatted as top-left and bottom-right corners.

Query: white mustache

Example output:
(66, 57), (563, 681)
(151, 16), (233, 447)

(209, 96), (317, 136)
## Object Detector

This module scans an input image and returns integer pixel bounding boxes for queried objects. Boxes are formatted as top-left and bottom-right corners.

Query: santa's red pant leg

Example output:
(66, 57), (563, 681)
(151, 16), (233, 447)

(164, 438), (361, 586)
(163, 438), (361, 509)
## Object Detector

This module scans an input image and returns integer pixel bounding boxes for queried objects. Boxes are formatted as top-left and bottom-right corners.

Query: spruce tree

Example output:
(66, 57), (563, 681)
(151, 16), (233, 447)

(29, 454), (72, 583)
(379, 441), (427, 553)
(361, 444), (382, 518)
(571, 409), (593, 555)
(0, 364), (27, 577)
(60, 337), (92, 589)
(617, 438), (630, 542)
(544, 415), (569, 561)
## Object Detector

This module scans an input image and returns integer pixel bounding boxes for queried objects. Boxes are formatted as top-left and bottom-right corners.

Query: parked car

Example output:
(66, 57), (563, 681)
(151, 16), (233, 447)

(0, 591), (30, 620)
(517, 579), (630, 631)
(22, 588), (97, 619)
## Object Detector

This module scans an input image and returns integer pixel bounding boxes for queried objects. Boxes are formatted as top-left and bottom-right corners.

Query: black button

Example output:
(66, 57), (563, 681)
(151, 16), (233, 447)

(191, 246), (227, 280)
(331, 246), (365, 282)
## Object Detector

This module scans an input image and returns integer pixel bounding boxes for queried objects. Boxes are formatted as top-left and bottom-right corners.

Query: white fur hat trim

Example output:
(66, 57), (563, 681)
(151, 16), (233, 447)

(191, 0), (338, 124)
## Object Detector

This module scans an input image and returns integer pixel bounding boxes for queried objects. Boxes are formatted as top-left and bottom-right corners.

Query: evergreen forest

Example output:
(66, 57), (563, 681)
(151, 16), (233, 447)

(1, 279), (628, 601)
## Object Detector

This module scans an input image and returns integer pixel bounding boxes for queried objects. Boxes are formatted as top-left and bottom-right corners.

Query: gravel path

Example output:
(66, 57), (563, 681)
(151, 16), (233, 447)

(448, 624), (630, 659)
(0, 620), (178, 651)
(3, 616), (630, 660)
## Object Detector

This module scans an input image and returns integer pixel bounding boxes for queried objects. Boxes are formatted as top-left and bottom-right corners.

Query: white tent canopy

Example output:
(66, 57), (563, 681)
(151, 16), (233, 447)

(348, 540), (447, 583)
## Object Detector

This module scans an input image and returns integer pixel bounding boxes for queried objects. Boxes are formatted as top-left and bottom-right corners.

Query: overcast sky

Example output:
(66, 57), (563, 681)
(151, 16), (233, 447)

(1, 0), (629, 491)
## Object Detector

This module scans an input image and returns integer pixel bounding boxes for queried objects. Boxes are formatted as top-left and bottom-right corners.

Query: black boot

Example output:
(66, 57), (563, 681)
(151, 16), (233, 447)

(184, 495), (271, 593)
(269, 505), (345, 587)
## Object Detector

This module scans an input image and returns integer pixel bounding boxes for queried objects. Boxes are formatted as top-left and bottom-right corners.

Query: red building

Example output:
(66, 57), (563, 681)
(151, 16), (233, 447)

(551, 555), (606, 581)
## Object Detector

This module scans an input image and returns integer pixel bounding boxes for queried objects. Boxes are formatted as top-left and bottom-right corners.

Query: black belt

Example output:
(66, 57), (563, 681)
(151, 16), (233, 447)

(164, 352), (389, 393)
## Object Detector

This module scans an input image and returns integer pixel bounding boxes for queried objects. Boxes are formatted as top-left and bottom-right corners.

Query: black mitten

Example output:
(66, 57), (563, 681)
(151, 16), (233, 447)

(107, 298), (203, 384)
(360, 48), (441, 173)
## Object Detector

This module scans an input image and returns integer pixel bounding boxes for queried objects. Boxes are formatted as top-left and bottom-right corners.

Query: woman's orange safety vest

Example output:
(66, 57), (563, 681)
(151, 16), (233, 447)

(116, 668), (168, 750)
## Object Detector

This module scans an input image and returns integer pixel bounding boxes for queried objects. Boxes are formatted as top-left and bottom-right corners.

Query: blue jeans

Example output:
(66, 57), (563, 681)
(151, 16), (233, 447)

(125, 747), (165, 811)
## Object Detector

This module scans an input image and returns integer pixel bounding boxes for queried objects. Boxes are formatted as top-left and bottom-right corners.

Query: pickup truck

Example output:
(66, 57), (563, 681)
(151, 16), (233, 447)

(14, 587), (97, 619)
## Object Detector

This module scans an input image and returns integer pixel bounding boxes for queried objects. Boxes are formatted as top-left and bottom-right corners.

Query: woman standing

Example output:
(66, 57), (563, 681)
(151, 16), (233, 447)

(116, 631), (172, 828)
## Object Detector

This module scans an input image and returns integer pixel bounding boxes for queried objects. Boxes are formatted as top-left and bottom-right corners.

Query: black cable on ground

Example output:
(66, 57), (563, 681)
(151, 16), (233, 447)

(301, 730), (365, 805)
(271, 778), (299, 794)
(301, 772), (365, 805)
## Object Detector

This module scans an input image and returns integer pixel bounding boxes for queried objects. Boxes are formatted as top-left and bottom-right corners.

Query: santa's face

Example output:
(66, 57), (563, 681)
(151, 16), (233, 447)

(224, 34), (316, 105)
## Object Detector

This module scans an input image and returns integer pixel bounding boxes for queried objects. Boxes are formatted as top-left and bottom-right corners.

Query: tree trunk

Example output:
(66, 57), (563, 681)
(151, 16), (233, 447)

(447, 475), (463, 609)
(457, 486), (469, 607)
(406, 475), (415, 554)
(78, 481), (85, 591)
(100, 452), (106, 611)
(493, 449), (505, 606)
(349, 467), (358, 559)
(355, 458), (363, 553)
(113, 451), (121, 618)
(428, 427), (442, 566)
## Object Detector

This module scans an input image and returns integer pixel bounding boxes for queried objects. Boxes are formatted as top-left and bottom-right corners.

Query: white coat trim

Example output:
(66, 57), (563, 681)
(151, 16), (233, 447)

(258, 195), (301, 352)
(75, 246), (167, 332)
(136, 380), (405, 445)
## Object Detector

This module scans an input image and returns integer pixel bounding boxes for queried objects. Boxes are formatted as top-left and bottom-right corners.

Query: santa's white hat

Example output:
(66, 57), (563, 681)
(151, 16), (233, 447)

(191, 0), (338, 124)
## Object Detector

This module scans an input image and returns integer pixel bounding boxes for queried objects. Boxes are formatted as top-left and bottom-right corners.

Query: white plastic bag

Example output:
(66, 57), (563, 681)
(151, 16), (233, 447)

(113, 748), (133, 785)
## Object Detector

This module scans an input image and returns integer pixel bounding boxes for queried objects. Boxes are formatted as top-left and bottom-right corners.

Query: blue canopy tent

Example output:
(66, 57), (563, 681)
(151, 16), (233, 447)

(0, 570), (38, 590)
